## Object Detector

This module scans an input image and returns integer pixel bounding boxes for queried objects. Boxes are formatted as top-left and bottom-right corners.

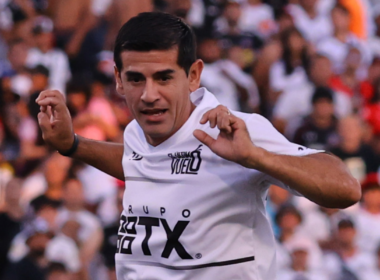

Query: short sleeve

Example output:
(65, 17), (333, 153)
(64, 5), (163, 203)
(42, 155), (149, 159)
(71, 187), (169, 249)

(244, 113), (324, 194)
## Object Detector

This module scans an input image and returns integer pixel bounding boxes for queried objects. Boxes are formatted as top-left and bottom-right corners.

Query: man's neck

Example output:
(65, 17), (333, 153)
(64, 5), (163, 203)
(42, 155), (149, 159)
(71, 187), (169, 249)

(335, 31), (349, 43)
(312, 114), (333, 129)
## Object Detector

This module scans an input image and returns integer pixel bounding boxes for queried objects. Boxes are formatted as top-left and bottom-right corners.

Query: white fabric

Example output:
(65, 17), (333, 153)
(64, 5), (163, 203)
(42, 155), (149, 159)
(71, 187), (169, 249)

(20, 172), (47, 210)
(25, 48), (71, 94)
(201, 60), (259, 110)
(344, 250), (377, 280)
(91, 0), (112, 17)
(77, 165), (118, 225)
(317, 34), (373, 77)
(353, 207), (380, 254)
(116, 88), (322, 280)
(238, 3), (276, 39)
(287, 4), (333, 44)
(276, 269), (328, 280)
(317, 0), (335, 15)
(368, 36), (380, 58)
(323, 250), (377, 280)
(187, 0), (205, 28)
(269, 61), (309, 93)
(273, 82), (352, 136)
(56, 208), (102, 242)
(46, 233), (81, 272)
(18, 117), (38, 142)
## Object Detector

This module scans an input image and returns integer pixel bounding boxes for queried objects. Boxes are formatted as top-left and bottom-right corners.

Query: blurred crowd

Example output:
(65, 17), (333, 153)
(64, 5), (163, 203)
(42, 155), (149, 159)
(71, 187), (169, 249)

(0, 0), (380, 279)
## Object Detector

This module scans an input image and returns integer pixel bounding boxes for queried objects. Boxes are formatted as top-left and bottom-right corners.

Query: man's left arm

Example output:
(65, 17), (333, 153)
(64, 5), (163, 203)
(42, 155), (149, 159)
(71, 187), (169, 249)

(246, 150), (360, 208)
(194, 105), (361, 209)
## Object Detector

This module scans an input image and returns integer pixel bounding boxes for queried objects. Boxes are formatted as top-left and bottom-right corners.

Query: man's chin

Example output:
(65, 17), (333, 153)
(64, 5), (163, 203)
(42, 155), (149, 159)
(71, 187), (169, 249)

(143, 126), (173, 146)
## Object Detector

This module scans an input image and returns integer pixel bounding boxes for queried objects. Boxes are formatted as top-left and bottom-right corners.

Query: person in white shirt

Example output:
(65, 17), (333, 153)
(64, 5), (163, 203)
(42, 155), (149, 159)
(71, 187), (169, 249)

(287, 0), (333, 44)
(277, 237), (328, 280)
(198, 38), (260, 112)
(238, 0), (277, 40)
(272, 54), (352, 136)
(317, 4), (372, 78)
(323, 219), (377, 280)
(353, 181), (380, 255)
(36, 12), (361, 280)
(25, 16), (71, 94)
(269, 27), (310, 97)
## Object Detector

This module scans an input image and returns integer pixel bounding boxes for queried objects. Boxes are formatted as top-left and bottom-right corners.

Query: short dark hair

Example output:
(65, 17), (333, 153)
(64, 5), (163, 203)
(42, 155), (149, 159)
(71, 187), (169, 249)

(312, 87), (334, 104)
(333, 3), (350, 15)
(47, 262), (67, 275)
(275, 205), (303, 225)
(114, 12), (196, 75)
(338, 219), (355, 229)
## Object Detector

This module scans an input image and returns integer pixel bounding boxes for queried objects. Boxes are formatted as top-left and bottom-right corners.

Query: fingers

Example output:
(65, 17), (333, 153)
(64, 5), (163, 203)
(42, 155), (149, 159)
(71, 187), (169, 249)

(36, 90), (66, 112)
(200, 105), (233, 133)
(38, 111), (52, 137)
(216, 111), (232, 133)
(193, 129), (216, 148)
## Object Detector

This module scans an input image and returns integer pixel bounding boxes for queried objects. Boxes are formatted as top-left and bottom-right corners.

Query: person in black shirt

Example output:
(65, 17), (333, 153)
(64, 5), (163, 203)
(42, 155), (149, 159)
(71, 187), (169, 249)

(3, 220), (53, 280)
(293, 87), (340, 150)
(330, 115), (377, 182)
(0, 178), (23, 279)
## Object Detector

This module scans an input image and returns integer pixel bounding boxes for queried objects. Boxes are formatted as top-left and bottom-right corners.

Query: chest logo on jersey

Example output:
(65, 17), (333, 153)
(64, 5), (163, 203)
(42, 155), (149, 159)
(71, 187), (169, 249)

(130, 151), (143, 161)
(168, 145), (203, 175)
(117, 207), (193, 260)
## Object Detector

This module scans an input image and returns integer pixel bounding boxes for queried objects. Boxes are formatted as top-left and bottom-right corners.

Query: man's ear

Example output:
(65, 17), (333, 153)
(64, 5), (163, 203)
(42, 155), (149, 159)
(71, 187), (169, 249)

(114, 66), (124, 95)
(188, 59), (204, 92)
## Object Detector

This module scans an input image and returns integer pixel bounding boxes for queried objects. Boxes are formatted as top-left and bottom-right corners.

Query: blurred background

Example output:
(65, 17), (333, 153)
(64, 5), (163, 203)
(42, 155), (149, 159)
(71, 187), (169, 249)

(0, 0), (380, 279)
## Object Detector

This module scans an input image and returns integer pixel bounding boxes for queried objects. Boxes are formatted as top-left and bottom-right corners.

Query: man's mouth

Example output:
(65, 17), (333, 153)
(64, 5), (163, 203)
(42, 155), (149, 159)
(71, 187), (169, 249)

(141, 109), (168, 118)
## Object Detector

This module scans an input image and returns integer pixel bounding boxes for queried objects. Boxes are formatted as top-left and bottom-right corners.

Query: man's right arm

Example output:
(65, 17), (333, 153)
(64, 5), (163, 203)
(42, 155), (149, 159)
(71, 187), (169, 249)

(72, 136), (124, 180)
(36, 90), (125, 181)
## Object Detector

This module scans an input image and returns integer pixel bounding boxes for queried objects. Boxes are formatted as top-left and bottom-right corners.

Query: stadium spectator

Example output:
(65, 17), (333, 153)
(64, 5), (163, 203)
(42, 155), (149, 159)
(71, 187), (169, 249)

(363, 78), (380, 135)
(330, 115), (377, 182)
(275, 205), (323, 271)
(100, 184), (124, 280)
(324, 219), (377, 280)
(269, 27), (310, 100)
(46, 262), (72, 280)
(3, 220), (53, 280)
(279, 238), (328, 280)
(199, 38), (260, 112)
(20, 153), (71, 208)
(238, 0), (277, 40)
(55, 177), (103, 278)
(361, 244), (380, 280)
(293, 87), (339, 150)
(25, 16), (71, 93)
(353, 179), (380, 255)
(0, 178), (23, 278)
(272, 54), (352, 136)
(317, 4), (372, 78)
(66, 81), (118, 141)
(287, 0), (333, 44)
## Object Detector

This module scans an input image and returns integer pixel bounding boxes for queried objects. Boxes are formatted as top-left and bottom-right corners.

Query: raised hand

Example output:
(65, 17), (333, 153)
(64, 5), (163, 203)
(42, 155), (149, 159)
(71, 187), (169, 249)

(35, 90), (75, 153)
(193, 105), (260, 168)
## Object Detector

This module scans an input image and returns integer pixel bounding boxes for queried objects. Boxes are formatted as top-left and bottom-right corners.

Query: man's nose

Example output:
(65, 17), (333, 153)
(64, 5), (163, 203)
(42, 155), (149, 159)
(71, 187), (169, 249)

(141, 79), (160, 103)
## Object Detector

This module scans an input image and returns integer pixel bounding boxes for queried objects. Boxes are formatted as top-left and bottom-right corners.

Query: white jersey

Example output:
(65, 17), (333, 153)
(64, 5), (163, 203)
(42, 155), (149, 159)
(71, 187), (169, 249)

(117, 88), (321, 280)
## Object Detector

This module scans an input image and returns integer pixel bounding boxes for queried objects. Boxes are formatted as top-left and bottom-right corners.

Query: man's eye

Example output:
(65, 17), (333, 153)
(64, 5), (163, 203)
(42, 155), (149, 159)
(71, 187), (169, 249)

(161, 76), (172, 82)
(128, 77), (143, 83)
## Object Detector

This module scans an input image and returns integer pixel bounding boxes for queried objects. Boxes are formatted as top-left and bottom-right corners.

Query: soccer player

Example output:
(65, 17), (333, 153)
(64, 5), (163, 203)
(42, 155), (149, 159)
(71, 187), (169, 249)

(36, 12), (361, 280)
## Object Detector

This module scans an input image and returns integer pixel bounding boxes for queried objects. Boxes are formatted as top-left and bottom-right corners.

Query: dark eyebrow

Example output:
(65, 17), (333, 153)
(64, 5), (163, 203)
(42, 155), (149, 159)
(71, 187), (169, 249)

(152, 69), (175, 79)
(125, 71), (144, 78)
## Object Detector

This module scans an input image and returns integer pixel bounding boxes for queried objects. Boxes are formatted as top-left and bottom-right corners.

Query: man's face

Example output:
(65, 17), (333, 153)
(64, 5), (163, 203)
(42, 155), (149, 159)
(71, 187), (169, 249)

(332, 8), (350, 32)
(313, 99), (334, 119)
(337, 226), (356, 246)
(115, 48), (201, 146)
(310, 57), (332, 86)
